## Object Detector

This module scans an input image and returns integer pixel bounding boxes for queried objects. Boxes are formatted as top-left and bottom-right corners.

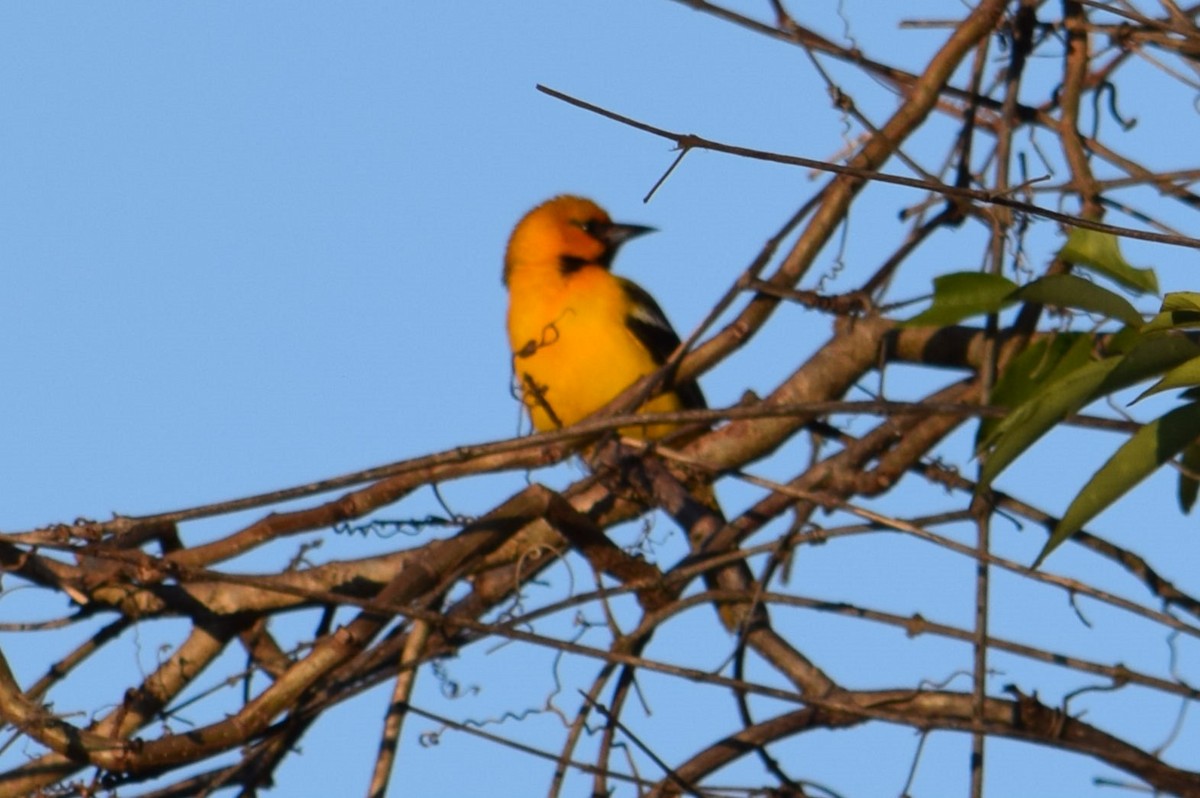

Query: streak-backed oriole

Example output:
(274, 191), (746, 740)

(503, 195), (704, 439)
(503, 195), (754, 631)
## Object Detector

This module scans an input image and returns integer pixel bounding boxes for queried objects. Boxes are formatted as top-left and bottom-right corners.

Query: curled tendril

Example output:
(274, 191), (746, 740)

(1093, 80), (1137, 135)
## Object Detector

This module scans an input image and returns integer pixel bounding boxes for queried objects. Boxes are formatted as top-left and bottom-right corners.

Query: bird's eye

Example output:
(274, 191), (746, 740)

(576, 218), (607, 238)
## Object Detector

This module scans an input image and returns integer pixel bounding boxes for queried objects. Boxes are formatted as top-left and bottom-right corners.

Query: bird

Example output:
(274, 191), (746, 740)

(502, 195), (705, 441)
(502, 196), (759, 633)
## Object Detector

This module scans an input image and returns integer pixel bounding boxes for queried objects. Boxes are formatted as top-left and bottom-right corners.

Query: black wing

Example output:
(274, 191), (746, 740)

(618, 277), (707, 410)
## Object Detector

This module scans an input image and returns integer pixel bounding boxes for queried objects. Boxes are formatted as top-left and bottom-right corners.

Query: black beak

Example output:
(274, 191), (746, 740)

(604, 222), (656, 250)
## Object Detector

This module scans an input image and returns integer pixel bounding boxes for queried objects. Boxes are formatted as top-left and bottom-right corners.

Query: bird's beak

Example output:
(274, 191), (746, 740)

(605, 223), (656, 249)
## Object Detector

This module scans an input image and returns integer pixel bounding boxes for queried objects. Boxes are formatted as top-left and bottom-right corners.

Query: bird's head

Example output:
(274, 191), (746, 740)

(503, 195), (654, 285)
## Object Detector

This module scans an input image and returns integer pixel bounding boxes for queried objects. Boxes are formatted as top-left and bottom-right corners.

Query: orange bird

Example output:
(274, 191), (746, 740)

(503, 195), (704, 439)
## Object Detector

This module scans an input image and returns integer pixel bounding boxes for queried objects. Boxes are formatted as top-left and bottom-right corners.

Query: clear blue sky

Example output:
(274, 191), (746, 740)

(1, 3), (1196, 795)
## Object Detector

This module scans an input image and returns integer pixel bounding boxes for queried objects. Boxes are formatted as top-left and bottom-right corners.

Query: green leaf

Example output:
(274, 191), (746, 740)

(1142, 310), (1200, 333)
(979, 333), (1092, 447)
(991, 333), (1093, 408)
(979, 334), (1200, 487)
(902, 272), (1018, 327)
(1178, 442), (1200, 514)
(1162, 292), (1200, 313)
(1141, 294), (1200, 332)
(1058, 227), (1159, 296)
(1100, 334), (1200, 394)
(979, 355), (1122, 487)
(1009, 273), (1143, 327)
(1134, 355), (1200, 403)
(1105, 324), (1144, 355)
(1038, 402), (1200, 565)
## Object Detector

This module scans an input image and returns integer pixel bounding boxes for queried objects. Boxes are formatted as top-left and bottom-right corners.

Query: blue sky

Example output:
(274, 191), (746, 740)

(1, 2), (1198, 796)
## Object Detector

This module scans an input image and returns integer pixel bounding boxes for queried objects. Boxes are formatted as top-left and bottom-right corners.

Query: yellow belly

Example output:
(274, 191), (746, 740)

(507, 267), (682, 439)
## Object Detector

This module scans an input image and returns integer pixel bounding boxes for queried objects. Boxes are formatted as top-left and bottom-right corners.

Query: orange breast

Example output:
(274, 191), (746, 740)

(507, 266), (682, 438)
